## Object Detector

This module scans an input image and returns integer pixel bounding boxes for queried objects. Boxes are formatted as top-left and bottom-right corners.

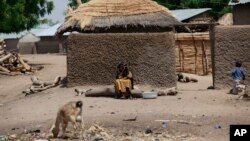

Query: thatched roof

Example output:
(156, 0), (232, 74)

(218, 13), (233, 26)
(56, 0), (180, 35)
(19, 32), (40, 43)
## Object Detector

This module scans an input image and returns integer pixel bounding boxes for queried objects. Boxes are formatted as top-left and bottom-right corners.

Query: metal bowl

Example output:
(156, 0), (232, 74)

(142, 91), (158, 99)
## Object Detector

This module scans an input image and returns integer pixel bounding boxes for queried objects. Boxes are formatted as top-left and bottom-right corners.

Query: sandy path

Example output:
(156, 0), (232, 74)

(0, 54), (250, 141)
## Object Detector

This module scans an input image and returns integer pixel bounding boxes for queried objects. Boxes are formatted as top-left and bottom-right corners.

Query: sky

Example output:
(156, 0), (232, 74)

(45, 0), (68, 23)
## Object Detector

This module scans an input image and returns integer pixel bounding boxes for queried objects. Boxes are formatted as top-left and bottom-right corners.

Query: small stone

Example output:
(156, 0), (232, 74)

(122, 138), (132, 141)
(123, 132), (129, 136)
(110, 112), (115, 114)
(24, 129), (27, 134)
(9, 134), (17, 139)
(162, 122), (168, 128)
(93, 137), (104, 141)
(214, 125), (221, 129)
(11, 127), (19, 130)
(33, 129), (41, 133)
(40, 133), (46, 138)
(178, 97), (182, 100)
(0, 135), (8, 141)
(145, 128), (153, 134)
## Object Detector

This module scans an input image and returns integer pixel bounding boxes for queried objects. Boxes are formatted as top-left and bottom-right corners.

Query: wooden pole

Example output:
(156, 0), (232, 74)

(191, 33), (197, 74)
(0, 50), (5, 55)
(178, 40), (183, 72)
(202, 40), (208, 75)
(0, 54), (12, 63)
(17, 54), (31, 71)
(201, 40), (205, 75)
(0, 65), (10, 73)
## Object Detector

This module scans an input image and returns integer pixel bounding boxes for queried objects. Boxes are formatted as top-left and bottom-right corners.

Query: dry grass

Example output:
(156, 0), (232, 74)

(56, 0), (180, 35)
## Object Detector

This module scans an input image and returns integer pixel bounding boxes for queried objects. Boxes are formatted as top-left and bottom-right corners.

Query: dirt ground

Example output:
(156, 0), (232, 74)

(0, 54), (250, 141)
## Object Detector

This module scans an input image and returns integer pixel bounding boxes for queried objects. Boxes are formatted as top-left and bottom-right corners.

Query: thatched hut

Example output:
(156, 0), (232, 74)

(56, 0), (180, 87)
(18, 32), (40, 54)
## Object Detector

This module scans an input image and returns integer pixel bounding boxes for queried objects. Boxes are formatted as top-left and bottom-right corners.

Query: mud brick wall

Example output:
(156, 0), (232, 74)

(66, 32), (176, 87)
(212, 26), (250, 90)
(233, 3), (250, 25)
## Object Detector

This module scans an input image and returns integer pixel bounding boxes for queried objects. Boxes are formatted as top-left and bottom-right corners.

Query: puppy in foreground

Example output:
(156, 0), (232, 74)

(50, 100), (84, 138)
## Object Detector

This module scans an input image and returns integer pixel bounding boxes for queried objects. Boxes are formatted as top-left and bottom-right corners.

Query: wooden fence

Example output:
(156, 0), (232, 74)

(175, 32), (212, 75)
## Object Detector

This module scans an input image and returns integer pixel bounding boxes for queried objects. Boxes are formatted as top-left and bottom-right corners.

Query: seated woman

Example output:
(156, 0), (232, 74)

(114, 62), (134, 99)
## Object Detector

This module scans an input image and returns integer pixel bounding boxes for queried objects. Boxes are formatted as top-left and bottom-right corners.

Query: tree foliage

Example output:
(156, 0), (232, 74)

(66, 0), (231, 20)
(0, 0), (54, 33)
(68, 0), (88, 9)
(154, 0), (232, 20)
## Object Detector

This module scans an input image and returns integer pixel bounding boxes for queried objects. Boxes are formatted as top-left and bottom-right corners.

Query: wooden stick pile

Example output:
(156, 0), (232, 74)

(0, 40), (32, 75)
(23, 76), (61, 96)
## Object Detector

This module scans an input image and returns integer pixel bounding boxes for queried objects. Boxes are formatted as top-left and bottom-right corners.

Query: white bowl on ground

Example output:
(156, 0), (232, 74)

(142, 91), (158, 99)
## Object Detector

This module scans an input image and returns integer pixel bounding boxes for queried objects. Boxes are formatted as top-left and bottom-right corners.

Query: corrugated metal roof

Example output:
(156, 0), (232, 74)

(0, 24), (68, 39)
(0, 29), (44, 40)
(19, 32), (40, 43)
(37, 23), (69, 37)
(229, 0), (250, 5)
(37, 23), (61, 37)
(171, 8), (211, 22)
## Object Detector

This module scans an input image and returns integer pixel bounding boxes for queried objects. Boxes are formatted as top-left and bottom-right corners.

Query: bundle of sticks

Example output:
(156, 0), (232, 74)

(23, 76), (61, 96)
(0, 40), (32, 75)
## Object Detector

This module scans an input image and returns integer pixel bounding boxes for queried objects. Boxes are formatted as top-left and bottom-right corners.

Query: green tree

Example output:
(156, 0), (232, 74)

(67, 0), (231, 20)
(68, 0), (88, 9)
(180, 0), (232, 20)
(154, 0), (182, 9)
(0, 0), (54, 33)
(154, 0), (232, 20)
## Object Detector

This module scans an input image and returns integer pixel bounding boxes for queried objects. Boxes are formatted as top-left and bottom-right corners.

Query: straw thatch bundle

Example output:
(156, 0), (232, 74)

(56, 0), (180, 35)
(218, 13), (233, 26)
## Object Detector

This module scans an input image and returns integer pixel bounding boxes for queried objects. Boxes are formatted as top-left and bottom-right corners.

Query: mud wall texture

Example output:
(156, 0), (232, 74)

(36, 37), (59, 54)
(212, 26), (250, 89)
(233, 3), (250, 25)
(5, 39), (19, 51)
(36, 36), (67, 54)
(18, 43), (37, 54)
(67, 32), (176, 87)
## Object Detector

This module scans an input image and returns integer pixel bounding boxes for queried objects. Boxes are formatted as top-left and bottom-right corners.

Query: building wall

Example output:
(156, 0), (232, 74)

(67, 32), (176, 87)
(4, 36), (68, 54)
(183, 11), (212, 23)
(212, 26), (250, 90)
(5, 39), (19, 51)
(18, 42), (37, 54)
(233, 3), (250, 25)
(36, 36), (60, 54)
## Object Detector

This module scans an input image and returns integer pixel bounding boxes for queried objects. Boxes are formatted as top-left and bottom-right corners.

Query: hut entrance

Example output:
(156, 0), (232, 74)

(174, 23), (213, 76)
(175, 32), (211, 75)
